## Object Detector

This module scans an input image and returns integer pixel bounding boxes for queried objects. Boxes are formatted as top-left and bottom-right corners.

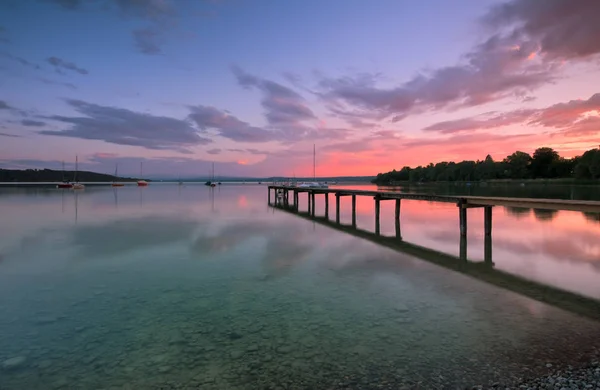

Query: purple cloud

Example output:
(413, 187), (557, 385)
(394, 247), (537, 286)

(423, 92), (600, 138)
(423, 109), (536, 134)
(188, 105), (273, 143)
(47, 56), (88, 75)
(483, 0), (600, 61)
(40, 99), (211, 152)
(206, 148), (221, 155)
(21, 119), (46, 127)
(232, 66), (316, 126)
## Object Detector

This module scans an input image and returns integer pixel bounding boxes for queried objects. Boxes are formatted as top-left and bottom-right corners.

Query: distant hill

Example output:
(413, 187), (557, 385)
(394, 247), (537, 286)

(161, 175), (376, 182)
(0, 168), (139, 182)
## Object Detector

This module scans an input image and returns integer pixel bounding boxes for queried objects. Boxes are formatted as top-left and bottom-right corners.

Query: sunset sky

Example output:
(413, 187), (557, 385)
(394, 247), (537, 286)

(1, 0), (599, 178)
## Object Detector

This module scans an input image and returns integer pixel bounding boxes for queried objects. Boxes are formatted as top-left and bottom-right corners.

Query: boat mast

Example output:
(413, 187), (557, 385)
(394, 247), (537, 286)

(74, 155), (78, 183)
(62, 160), (66, 182)
(313, 144), (316, 180)
(140, 162), (143, 180)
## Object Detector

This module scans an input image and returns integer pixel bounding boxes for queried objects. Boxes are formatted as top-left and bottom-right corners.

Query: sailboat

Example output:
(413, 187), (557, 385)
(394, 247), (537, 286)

(204, 162), (216, 187)
(297, 144), (328, 188)
(137, 162), (148, 186)
(57, 161), (73, 189)
(72, 155), (85, 190)
(112, 163), (124, 187)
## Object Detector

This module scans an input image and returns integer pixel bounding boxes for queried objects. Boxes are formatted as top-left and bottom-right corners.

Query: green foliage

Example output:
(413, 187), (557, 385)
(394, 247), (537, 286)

(0, 168), (138, 182)
(373, 147), (600, 184)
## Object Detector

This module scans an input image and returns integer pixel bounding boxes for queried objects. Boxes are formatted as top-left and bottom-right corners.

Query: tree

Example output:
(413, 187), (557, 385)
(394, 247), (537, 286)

(503, 151), (532, 179)
(531, 147), (560, 178)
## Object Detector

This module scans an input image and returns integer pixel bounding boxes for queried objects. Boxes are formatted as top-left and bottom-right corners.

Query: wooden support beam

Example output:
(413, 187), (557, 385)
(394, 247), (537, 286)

(484, 235), (493, 266)
(267, 187), (271, 204)
(459, 201), (467, 237)
(307, 191), (311, 213)
(336, 194), (341, 224)
(324, 193), (329, 218)
(460, 235), (467, 261)
(351, 194), (356, 227)
(395, 199), (401, 239)
(484, 206), (492, 236)
(375, 195), (381, 236)
(311, 191), (315, 216)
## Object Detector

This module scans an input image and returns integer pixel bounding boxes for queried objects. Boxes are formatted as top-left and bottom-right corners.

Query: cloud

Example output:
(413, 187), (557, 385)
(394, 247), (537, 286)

(483, 0), (600, 61)
(318, 34), (553, 121)
(206, 148), (221, 155)
(132, 27), (162, 55)
(36, 76), (77, 90)
(0, 100), (10, 109)
(39, 99), (212, 152)
(422, 92), (600, 138)
(232, 66), (316, 126)
(44, 0), (181, 55)
(0, 53), (41, 69)
(0, 132), (20, 138)
(21, 119), (46, 127)
(317, 1), (600, 122)
(423, 109), (536, 134)
(47, 56), (89, 75)
(188, 105), (273, 143)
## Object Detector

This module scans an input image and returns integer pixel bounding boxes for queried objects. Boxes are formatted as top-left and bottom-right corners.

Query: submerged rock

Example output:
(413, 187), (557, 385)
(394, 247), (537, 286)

(2, 356), (27, 370)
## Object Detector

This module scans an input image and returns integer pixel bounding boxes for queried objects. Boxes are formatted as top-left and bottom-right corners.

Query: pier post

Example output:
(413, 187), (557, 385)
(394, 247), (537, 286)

(336, 194), (340, 224)
(375, 195), (381, 236)
(484, 206), (492, 236)
(324, 193), (329, 218)
(351, 194), (356, 227)
(459, 200), (467, 237)
(395, 199), (401, 239)
(460, 234), (467, 261)
(311, 191), (315, 216)
(294, 191), (298, 210)
(307, 191), (311, 213)
(268, 187), (271, 205)
(484, 235), (493, 265)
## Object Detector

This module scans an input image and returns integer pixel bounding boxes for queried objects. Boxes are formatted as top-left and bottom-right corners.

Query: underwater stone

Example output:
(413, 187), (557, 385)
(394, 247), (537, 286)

(2, 356), (27, 370)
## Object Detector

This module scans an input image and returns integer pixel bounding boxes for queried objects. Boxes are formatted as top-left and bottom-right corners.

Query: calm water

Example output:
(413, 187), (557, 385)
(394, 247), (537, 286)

(0, 184), (599, 389)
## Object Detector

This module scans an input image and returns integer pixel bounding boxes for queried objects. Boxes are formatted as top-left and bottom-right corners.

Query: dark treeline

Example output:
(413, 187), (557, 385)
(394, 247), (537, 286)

(0, 169), (138, 182)
(373, 147), (600, 184)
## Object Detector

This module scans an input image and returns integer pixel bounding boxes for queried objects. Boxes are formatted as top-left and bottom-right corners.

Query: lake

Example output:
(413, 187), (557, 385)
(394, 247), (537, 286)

(0, 184), (599, 389)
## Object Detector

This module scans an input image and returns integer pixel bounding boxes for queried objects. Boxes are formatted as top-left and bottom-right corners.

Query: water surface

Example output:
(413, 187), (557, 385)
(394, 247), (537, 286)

(0, 185), (599, 389)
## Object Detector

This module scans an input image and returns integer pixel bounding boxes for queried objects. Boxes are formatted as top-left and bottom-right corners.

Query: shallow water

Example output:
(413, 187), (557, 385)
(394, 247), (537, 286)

(0, 185), (599, 389)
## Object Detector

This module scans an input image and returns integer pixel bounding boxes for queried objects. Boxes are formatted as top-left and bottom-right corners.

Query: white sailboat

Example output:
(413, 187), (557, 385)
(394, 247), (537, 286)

(137, 162), (148, 186)
(72, 155), (85, 190)
(297, 144), (328, 188)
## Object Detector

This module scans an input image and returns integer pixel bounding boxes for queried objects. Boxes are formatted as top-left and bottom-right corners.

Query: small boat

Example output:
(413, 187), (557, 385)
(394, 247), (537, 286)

(112, 163), (124, 187)
(137, 162), (148, 187)
(296, 146), (328, 188)
(297, 182), (328, 189)
(72, 156), (85, 190)
(204, 162), (216, 187)
(57, 161), (73, 188)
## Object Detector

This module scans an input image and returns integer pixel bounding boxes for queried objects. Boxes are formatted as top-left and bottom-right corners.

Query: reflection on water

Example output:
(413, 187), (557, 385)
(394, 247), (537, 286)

(0, 185), (599, 389)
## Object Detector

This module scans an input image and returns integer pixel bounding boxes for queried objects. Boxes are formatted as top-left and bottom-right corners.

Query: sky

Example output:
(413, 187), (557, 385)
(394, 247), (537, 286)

(0, 0), (599, 178)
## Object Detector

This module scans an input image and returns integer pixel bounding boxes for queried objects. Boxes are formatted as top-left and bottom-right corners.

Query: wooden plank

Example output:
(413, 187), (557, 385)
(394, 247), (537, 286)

(267, 186), (600, 213)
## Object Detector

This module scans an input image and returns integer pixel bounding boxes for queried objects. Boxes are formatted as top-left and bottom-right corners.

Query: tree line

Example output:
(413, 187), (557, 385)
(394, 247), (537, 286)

(372, 147), (600, 184)
(0, 169), (138, 182)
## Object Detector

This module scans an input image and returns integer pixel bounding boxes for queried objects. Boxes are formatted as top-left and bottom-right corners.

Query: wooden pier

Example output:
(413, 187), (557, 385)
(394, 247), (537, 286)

(267, 186), (600, 322)
(268, 185), (600, 261)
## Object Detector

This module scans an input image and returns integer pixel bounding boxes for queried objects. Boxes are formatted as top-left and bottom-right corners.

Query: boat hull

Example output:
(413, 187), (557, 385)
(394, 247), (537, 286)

(137, 181), (148, 187)
(57, 183), (73, 189)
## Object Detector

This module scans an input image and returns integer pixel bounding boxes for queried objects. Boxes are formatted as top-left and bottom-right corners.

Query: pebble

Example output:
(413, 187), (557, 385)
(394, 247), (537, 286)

(2, 356), (27, 370)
